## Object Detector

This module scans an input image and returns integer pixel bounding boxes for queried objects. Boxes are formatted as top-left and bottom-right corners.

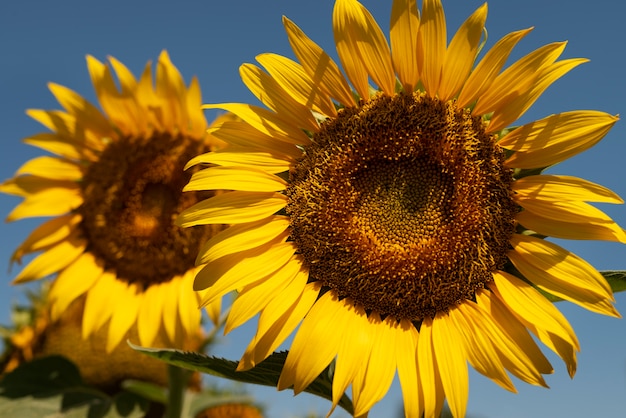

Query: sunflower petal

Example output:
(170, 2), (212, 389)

(225, 255), (303, 334)
(178, 269), (202, 336)
(516, 199), (626, 243)
(11, 213), (81, 263)
(491, 271), (579, 375)
(256, 53), (336, 119)
(203, 103), (311, 146)
(395, 318), (422, 418)
(390, 0), (420, 92)
(107, 282), (142, 352)
(278, 290), (343, 393)
(513, 175), (623, 204)
(185, 148), (293, 174)
(13, 232), (86, 284)
(508, 234), (618, 317)
(283, 16), (356, 107)
(137, 283), (165, 347)
(47, 83), (112, 137)
(48, 251), (103, 320)
(82, 272), (116, 339)
(184, 166), (286, 193)
(176, 191), (287, 227)
(418, 0), (447, 97)
(5, 181), (82, 221)
(240, 62), (319, 130)
(432, 310), (468, 418)
(488, 58), (588, 132)
(456, 28), (533, 109)
(439, 3), (487, 101)
(16, 156), (84, 181)
(195, 241), (296, 304)
(196, 216), (290, 265)
(501, 111), (618, 168)
(238, 280), (318, 371)
(473, 42), (566, 116)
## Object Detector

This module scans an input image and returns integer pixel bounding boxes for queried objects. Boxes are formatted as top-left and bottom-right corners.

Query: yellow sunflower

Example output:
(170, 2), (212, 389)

(1, 51), (224, 352)
(178, 0), (622, 416)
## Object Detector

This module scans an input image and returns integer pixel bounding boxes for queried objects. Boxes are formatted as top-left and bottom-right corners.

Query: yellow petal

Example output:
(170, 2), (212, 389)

(107, 281), (142, 352)
(473, 42), (566, 117)
(330, 300), (371, 414)
(439, 3), (487, 101)
(256, 53), (336, 119)
(12, 232), (86, 284)
(488, 58), (587, 132)
(239, 280), (318, 371)
(225, 255), (304, 334)
(11, 213), (81, 263)
(456, 28), (533, 109)
(137, 283), (165, 347)
(82, 272), (116, 339)
(240, 62), (319, 130)
(208, 116), (302, 158)
(491, 271), (579, 375)
(6, 184), (82, 221)
(162, 276), (182, 343)
(502, 111), (619, 168)
(196, 216), (290, 265)
(417, 318), (445, 417)
(390, 0), (420, 92)
(278, 290), (343, 393)
(513, 174), (623, 204)
(516, 198), (626, 243)
(203, 103), (311, 146)
(394, 318), (422, 418)
(185, 148), (293, 174)
(352, 314), (398, 417)
(176, 191), (286, 227)
(47, 83), (112, 137)
(451, 302), (516, 393)
(48, 251), (103, 320)
(16, 156), (84, 181)
(332, 0), (372, 99)
(22, 132), (95, 162)
(475, 289), (552, 386)
(333, 0), (395, 96)
(508, 234), (618, 317)
(184, 166), (286, 193)
(178, 269), (202, 336)
(431, 310), (468, 418)
(108, 55), (138, 94)
(418, 0), (447, 97)
(185, 76), (209, 139)
(196, 241), (296, 304)
(283, 17), (355, 108)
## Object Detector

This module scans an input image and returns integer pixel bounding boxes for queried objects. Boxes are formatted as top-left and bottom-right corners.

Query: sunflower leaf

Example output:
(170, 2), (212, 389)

(601, 270), (626, 294)
(128, 343), (354, 415)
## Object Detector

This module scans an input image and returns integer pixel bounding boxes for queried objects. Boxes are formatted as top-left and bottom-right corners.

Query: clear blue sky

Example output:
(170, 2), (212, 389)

(1, 1), (625, 417)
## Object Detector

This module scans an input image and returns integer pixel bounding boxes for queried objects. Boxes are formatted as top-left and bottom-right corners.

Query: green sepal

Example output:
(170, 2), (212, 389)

(129, 343), (354, 415)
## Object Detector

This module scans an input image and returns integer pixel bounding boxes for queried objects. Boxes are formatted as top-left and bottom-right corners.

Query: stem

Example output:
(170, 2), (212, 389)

(164, 364), (190, 418)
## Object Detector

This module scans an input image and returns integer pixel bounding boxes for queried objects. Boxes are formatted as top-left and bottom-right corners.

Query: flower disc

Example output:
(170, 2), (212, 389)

(288, 92), (517, 320)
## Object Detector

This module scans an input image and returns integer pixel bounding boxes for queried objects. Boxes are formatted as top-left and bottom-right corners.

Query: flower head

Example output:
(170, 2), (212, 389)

(1, 51), (224, 352)
(179, 1), (622, 416)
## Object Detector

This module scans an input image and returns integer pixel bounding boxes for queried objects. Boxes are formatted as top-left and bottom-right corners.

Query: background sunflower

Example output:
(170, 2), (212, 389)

(2, 1), (626, 417)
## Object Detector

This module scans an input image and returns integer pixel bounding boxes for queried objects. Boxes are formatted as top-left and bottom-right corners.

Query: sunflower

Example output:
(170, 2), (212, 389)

(178, 0), (622, 416)
(1, 51), (224, 352)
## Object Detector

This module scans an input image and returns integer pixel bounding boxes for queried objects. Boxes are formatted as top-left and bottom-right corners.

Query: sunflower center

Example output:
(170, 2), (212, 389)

(78, 133), (219, 288)
(287, 92), (517, 321)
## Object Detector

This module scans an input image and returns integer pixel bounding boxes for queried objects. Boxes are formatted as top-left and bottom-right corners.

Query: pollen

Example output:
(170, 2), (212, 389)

(287, 92), (517, 321)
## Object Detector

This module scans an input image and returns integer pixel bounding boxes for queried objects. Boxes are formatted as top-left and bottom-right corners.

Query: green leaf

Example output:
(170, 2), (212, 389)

(602, 270), (626, 294)
(129, 343), (354, 415)
(121, 379), (167, 404)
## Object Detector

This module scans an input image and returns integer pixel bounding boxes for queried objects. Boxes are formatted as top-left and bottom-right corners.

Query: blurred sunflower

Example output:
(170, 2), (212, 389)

(1, 51), (224, 352)
(178, 0), (622, 416)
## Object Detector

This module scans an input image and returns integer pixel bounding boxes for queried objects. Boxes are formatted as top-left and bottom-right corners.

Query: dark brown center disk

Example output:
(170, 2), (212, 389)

(287, 92), (517, 321)
(78, 133), (220, 288)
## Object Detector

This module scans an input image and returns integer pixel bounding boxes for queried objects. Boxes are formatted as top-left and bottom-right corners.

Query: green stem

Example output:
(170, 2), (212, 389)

(164, 364), (190, 418)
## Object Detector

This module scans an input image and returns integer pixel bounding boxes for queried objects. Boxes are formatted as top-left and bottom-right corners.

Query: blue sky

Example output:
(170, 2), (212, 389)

(1, 0), (626, 417)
